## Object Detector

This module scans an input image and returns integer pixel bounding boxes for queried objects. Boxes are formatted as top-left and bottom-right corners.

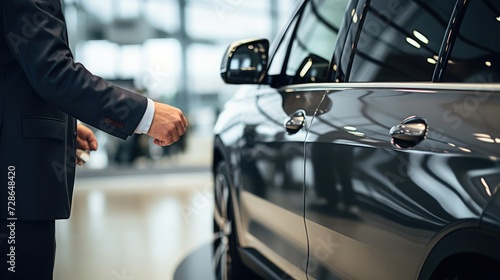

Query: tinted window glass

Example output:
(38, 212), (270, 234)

(285, 0), (349, 84)
(349, 0), (455, 82)
(442, 1), (500, 83)
(268, 14), (299, 76)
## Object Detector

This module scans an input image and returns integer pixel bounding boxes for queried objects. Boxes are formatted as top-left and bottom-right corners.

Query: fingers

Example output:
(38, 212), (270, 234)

(147, 102), (188, 146)
(181, 114), (188, 128)
(155, 124), (183, 146)
(77, 124), (99, 151)
(177, 120), (187, 137)
(88, 139), (98, 151)
(76, 138), (90, 151)
(83, 131), (98, 151)
(76, 137), (97, 151)
(153, 132), (181, 147)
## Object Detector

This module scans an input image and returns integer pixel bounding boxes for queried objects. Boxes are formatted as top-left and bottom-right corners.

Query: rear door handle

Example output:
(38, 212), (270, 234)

(284, 110), (306, 135)
(390, 116), (428, 148)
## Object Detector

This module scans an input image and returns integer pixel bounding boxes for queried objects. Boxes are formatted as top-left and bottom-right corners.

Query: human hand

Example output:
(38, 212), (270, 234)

(77, 124), (98, 151)
(147, 102), (188, 146)
(76, 124), (98, 165)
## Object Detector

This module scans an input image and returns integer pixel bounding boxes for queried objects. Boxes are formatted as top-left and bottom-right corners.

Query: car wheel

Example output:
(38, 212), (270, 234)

(213, 162), (260, 280)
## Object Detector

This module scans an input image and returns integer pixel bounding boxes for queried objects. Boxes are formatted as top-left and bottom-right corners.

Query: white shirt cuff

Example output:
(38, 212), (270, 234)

(134, 98), (155, 134)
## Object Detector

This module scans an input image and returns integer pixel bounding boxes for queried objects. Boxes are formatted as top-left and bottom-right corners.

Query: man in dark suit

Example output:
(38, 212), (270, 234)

(0, 0), (188, 279)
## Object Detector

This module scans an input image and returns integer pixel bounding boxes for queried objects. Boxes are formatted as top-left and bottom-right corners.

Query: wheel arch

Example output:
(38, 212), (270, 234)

(417, 225), (500, 279)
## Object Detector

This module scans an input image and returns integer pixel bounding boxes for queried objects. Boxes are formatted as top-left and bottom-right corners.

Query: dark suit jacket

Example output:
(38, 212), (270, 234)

(0, 0), (148, 220)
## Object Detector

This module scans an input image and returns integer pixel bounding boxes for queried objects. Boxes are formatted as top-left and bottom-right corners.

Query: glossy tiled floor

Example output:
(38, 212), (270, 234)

(54, 171), (214, 280)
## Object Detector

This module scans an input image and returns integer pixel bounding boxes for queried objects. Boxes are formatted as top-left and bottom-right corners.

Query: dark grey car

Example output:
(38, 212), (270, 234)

(212, 0), (500, 279)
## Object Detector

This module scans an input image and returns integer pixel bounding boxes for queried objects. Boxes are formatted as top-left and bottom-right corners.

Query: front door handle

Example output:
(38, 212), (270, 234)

(284, 110), (306, 135)
(390, 116), (428, 148)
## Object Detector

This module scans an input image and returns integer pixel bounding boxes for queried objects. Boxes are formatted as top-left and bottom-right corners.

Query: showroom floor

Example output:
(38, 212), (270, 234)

(53, 170), (215, 280)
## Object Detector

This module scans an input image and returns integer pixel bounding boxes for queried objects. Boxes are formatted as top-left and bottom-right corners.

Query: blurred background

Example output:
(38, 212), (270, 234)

(65, 0), (295, 170)
(55, 0), (295, 279)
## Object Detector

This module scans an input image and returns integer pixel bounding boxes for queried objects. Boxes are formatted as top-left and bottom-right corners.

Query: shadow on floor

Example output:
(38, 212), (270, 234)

(174, 243), (215, 280)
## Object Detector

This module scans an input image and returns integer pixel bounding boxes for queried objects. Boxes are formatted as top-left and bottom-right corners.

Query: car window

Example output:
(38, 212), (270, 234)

(348, 0), (456, 82)
(268, 13), (300, 76)
(285, 0), (349, 84)
(441, 0), (500, 83)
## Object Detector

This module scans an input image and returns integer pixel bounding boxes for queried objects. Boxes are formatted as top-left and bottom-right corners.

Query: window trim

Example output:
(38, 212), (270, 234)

(264, 0), (307, 88)
(341, 0), (370, 82)
(267, 0), (355, 88)
(328, 0), (363, 83)
(434, 0), (469, 82)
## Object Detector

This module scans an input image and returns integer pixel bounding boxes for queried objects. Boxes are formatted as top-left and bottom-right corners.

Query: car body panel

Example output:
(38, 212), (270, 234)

(213, 0), (500, 278)
(215, 84), (319, 278)
(303, 83), (500, 279)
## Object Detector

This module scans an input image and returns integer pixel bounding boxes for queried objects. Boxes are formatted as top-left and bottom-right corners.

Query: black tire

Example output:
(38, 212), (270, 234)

(212, 162), (260, 280)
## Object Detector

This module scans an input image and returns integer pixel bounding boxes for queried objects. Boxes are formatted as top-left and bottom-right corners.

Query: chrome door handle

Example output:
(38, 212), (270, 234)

(390, 116), (428, 148)
(390, 123), (426, 141)
(284, 110), (306, 135)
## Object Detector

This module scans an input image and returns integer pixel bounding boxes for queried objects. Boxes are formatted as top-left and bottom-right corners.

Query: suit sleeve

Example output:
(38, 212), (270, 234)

(2, 0), (147, 139)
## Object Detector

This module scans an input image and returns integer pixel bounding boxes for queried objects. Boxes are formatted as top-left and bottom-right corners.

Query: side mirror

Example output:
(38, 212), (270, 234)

(220, 38), (269, 84)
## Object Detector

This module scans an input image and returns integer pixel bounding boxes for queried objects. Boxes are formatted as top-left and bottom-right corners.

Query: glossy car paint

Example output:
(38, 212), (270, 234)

(302, 83), (500, 279)
(215, 83), (500, 279)
(213, 0), (500, 279)
(215, 84), (314, 279)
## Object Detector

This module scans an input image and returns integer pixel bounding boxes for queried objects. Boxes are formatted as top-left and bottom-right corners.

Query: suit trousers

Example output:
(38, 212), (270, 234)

(0, 220), (56, 280)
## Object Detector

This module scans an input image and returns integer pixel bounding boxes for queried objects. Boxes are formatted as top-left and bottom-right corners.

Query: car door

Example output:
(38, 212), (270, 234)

(233, 0), (352, 278)
(302, 1), (489, 279)
(232, 4), (310, 279)
(236, 85), (312, 280)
